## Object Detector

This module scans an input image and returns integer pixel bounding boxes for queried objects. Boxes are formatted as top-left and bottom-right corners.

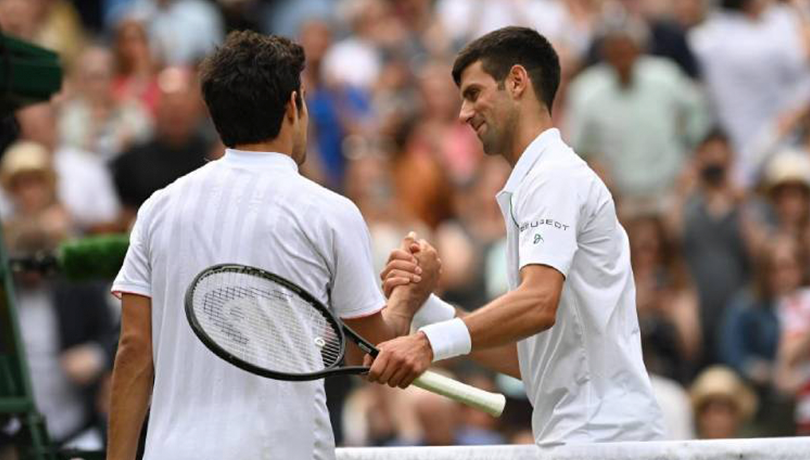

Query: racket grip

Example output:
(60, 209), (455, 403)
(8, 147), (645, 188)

(412, 370), (506, 417)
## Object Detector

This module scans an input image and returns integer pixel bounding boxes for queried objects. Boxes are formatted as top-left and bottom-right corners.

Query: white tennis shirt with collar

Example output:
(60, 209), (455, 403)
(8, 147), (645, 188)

(112, 149), (385, 460)
(495, 128), (665, 445)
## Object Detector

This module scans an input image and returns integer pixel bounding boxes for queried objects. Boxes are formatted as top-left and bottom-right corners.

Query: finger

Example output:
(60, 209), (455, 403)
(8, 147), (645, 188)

(383, 276), (412, 298)
(400, 231), (418, 251)
(367, 352), (388, 383)
(380, 260), (421, 281)
(386, 249), (417, 265)
(387, 366), (411, 389)
(376, 351), (400, 386)
(363, 354), (373, 368)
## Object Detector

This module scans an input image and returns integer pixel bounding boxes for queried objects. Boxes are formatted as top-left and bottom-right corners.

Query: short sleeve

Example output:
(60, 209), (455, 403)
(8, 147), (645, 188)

(111, 201), (153, 298)
(326, 199), (386, 319)
(513, 172), (581, 278)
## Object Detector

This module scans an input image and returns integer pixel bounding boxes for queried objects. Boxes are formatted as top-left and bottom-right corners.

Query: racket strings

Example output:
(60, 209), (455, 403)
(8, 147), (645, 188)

(192, 270), (343, 375)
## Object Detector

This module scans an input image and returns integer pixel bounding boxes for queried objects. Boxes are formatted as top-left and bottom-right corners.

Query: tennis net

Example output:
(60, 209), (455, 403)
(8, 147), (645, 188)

(336, 437), (810, 460)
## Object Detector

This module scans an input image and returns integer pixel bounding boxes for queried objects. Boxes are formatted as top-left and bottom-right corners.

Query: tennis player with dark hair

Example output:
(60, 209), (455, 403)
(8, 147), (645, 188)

(106, 31), (437, 460)
(369, 26), (666, 445)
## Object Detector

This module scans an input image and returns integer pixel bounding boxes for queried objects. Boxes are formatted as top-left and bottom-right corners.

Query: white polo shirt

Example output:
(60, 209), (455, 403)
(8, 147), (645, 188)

(112, 149), (385, 460)
(496, 128), (664, 445)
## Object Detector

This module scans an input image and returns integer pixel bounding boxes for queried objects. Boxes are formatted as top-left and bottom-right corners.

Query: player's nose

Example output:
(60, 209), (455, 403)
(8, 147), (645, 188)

(458, 100), (475, 125)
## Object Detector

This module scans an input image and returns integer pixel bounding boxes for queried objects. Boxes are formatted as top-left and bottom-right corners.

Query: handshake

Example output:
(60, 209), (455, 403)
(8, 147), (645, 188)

(365, 231), (465, 390)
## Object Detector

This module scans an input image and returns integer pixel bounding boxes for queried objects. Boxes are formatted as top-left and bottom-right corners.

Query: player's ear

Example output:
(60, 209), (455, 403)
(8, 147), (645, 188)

(285, 91), (299, 121)
(507, 65), (529, 98)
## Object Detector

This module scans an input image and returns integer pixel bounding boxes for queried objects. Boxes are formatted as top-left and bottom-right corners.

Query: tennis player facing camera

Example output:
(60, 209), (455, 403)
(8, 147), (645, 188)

(369, 27), (666, 445)
(106, 31), (438, 460)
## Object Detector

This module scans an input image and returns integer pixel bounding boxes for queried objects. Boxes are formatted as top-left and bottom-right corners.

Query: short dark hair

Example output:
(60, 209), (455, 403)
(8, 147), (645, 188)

(451, 27), (560, 111)
(199, 30), (305, 148)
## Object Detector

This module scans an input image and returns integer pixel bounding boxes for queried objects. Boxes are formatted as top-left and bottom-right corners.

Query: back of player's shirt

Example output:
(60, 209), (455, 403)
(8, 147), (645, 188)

(113, 149), (385, 460)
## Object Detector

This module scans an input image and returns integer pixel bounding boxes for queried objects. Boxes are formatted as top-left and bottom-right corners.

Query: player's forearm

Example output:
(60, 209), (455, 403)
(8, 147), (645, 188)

(107, 339), (153, 460)
(464, 285), (558, 350)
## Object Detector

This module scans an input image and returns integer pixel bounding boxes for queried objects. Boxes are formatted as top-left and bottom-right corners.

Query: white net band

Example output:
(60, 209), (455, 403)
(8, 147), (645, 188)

(336, 437), (810, 460)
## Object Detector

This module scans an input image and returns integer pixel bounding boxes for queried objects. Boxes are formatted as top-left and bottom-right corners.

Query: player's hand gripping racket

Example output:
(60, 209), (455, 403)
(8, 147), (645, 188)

(185, 263), (506, 417)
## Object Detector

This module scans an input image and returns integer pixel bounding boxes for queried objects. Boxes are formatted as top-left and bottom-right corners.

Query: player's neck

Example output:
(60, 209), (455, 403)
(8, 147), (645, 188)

(234, 132), (294, 158)
(504, 111), (554, 167)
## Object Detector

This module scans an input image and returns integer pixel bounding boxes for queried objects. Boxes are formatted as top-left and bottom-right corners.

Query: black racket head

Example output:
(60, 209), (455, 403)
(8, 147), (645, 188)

(185, 264), (347, 381)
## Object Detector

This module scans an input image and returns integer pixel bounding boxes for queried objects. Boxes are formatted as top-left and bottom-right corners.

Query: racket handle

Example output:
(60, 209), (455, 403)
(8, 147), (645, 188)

(412, 370), (506, 417)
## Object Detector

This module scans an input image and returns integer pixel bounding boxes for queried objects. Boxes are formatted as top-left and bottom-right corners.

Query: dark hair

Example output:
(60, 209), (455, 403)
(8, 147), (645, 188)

(720, 0), (753, 11)
(199, 30), (305, 148)
(697, 127), (730, 148)
(451, 27), (560, 111)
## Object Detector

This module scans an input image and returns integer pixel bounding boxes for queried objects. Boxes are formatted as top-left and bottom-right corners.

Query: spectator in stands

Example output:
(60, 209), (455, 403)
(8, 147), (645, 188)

(753, 150), (810, 259)
(13, 102), (121, 233)
(689, 0), (810, 186)
(674, 130), (753, 366)
(566, 14), (709, 209)
(112, 17), (161, 118)
(776, 276), (810, 435)
(0, 141), (115, 449)
(122, 0), (224, 66)
(691, 366), (758, 439)
(627, 212), (701, 383)
(721, 236), (800, 436)
(110, 66), (210, 226)
(57, 45), (153, 161)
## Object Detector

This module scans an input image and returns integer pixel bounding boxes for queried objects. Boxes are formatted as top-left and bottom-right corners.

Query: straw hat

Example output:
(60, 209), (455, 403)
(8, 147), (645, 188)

(763, 149), (810, 192)
(0, 141), (55, 192)
(690, 366), (758, 421)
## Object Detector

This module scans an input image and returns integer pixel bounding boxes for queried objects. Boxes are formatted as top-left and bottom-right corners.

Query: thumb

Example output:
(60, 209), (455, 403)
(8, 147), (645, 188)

(401, 231), (418, 252)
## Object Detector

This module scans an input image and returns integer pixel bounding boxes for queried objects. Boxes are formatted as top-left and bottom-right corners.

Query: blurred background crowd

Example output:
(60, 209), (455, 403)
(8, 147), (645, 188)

(3, 0), (810, 455)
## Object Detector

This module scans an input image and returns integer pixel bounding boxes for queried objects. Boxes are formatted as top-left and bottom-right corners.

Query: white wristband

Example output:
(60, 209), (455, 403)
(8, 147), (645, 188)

(410, 294), (456, 333)
(419, 318), (471, 362)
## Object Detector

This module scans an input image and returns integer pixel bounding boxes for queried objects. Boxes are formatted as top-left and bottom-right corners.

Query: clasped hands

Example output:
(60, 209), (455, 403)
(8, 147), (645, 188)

(365, 232), (441, 389)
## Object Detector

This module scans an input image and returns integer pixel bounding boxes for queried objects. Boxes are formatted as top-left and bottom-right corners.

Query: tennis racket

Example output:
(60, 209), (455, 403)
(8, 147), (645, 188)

(184, 263), (506, 417)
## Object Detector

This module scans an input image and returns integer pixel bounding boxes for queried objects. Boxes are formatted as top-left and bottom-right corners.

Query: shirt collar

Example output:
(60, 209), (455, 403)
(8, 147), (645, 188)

(221, 148), (299, 173)
(500, 128), (560, 195)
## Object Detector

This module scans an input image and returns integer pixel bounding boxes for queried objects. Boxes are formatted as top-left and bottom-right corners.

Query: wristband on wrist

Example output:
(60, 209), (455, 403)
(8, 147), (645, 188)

(418, 317), (472, 362)
(410, 294), (456, 333)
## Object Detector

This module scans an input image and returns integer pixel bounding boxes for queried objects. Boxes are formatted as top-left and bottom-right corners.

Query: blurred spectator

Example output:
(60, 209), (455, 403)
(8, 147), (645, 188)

(690, 365), (758, 439)
(261, 0), (332, 38)
(776, 286), (810, 434)
(454, 373), (506, 445)
(343, 140), (430, 275)
(584, 0), (701, 79)
(627, 213), (701, 383)
(567, 15), (709, 206)
(322, 0), (386, 91)
(647, 372), (695, 440)
(436, 0), (600, 58)
(754, 150), (810, 257)
(414, 62), (481, 185)
(436, 157), (508, 310)
(57, 45), (153, 161)
(675, 130), (753, 366)
(0, 141), (70, 246)
(112, 18), (161, 118)
(13, 102), (121, 233)
(110, 66), (210, 225)
(689, 0), (810, 186)
(0, 0), (86, 67)
(342, 383), (421, 447)
(300, 19), (373, 190)
(0, 141), (114, 448)
(122, 0), (224, 66)
(720, 236), (800, 436)
(389, 118), (455, 230)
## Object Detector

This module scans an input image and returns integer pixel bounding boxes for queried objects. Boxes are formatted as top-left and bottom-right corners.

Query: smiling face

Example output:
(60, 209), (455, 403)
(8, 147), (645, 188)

(457, 61), (518, 157)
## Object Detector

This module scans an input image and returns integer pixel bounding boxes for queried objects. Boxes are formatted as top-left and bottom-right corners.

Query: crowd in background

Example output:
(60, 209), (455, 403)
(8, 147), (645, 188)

(2, 0), (810, 454)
